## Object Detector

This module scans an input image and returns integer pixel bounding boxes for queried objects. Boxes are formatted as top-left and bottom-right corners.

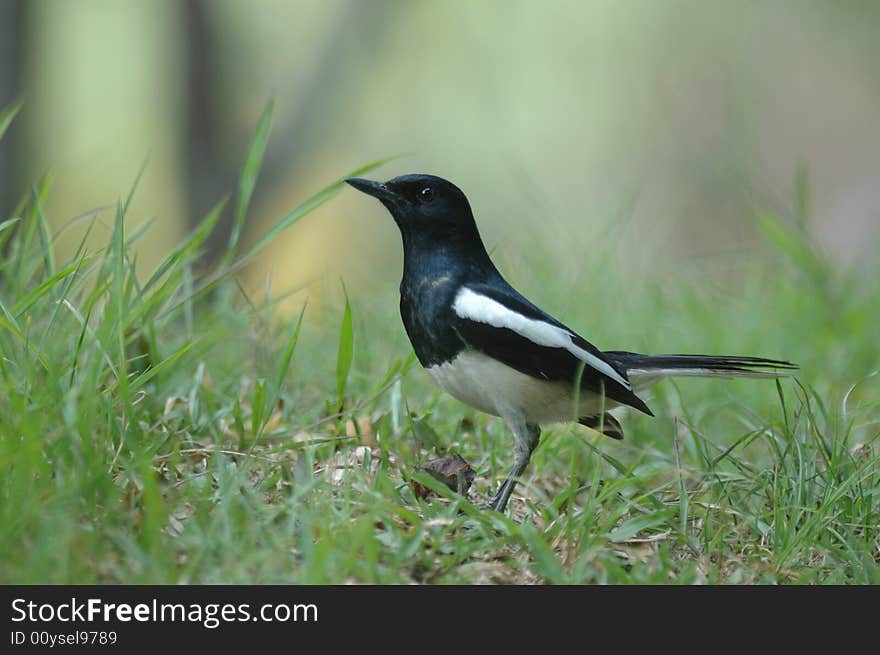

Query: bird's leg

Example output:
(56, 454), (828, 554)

(486, 421), (541, 513)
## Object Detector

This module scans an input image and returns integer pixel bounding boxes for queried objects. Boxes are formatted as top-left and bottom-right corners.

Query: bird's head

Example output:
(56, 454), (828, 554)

(345, 174), (481, 248)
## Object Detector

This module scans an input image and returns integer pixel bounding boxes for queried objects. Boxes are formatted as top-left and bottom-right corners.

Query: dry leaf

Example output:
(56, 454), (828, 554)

(412, 453), (476, 499)
(345, 415), (375, 446)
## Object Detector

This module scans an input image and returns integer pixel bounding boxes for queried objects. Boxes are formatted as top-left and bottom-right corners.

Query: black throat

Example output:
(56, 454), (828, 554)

(397, 221), (498, 368)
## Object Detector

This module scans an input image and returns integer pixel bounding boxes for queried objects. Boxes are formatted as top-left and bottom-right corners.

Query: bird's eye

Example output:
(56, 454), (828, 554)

(417, 186), (434, 203)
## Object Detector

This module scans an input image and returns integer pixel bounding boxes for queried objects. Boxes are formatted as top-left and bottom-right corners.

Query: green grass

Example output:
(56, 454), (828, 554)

(1, 103), (878, 584)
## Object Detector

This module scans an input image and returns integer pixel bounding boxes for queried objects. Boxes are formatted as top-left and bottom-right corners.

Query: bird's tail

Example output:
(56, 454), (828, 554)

(605, 352), (798, 392)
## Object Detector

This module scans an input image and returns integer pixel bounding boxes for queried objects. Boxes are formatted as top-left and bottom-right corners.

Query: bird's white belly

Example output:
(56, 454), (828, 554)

(426, 350), (613, 424)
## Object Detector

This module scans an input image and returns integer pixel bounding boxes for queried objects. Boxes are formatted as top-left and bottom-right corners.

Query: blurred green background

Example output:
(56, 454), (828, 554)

(2, 0), (879, 585)
(1, 0), (878, 307)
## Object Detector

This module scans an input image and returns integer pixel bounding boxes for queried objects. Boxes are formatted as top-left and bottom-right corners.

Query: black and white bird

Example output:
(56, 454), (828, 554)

(346, 174), (796, 513)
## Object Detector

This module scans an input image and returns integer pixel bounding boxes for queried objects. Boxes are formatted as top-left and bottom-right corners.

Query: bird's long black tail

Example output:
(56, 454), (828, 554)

(605, 352), (798, 391)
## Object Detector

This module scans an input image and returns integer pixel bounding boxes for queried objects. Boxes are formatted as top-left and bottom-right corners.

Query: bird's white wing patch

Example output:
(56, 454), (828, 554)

(452, 287), (631, 389)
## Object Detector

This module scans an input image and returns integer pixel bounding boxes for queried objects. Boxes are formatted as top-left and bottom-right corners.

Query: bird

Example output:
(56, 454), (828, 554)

(346, 173), (797, 513)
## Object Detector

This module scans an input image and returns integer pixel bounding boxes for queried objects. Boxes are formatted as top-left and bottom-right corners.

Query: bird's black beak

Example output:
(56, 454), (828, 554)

(345, 177), (401, 205)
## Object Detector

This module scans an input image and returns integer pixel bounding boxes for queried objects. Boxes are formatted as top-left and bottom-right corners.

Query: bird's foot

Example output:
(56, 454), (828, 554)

(483, 487), (512, 513)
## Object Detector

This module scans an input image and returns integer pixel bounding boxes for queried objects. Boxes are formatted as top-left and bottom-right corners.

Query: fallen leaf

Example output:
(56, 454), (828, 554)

(345, 415), (375, 446)
(412, 453), (476, 499)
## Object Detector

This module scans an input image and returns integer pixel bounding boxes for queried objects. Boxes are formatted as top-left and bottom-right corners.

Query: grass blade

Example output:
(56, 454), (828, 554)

(11, 255), (95, 318)
(610, 512), (671, 543)
(129, 338), (201, 391)
(222, 100), (274, 267)
(31, 187), (55, 277)
(245, 154), (399, 258)
(158, 157), (396, 320)
(0, 101), (22, 141)
(11, 175), (51, 285)
(275, 301), (308, 394)
(335, 283), (354, 411)
(143, 198), (227, 294)
(672, 424), (694, 551)
(0, 217), (20, 236)
(251, 378), (268, 438)
(0, 218), (21, 254)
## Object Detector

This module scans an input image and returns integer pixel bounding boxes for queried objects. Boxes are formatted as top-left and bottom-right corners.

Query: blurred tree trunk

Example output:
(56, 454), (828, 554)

(256, 0), (397, 192)
(0, 0), (25, 218)
(183, 0), (234, 268)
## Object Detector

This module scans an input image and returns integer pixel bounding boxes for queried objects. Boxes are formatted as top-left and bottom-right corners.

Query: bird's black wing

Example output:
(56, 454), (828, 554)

(449, 283), (653, 416)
